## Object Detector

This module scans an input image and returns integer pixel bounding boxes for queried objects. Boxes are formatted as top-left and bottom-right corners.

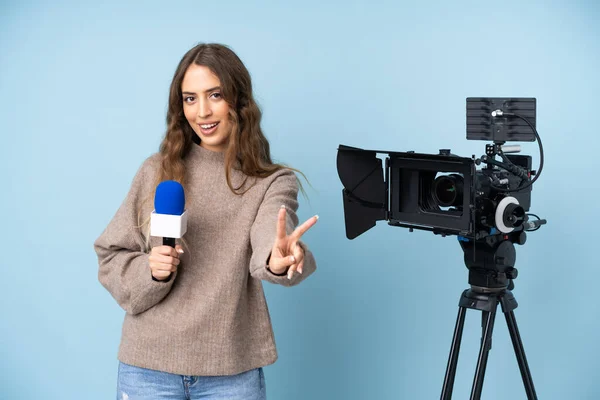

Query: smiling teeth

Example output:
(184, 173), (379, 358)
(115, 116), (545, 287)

(201, 123), (218, 129)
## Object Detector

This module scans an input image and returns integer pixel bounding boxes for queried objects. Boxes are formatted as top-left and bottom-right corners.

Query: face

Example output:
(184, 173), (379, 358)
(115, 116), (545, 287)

(182, 64), (232, 152)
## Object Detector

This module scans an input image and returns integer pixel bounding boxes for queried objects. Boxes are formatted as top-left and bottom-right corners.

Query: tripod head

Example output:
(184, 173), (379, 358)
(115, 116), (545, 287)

(459, 225), (545, 293)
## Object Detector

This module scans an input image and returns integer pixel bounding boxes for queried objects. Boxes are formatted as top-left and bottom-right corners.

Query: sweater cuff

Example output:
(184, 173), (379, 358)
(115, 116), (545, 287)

(128, 255), (178, 314)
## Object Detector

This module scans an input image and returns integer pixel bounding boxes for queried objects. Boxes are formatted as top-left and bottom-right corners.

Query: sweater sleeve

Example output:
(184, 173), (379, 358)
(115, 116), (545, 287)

(94, 157), (178, 315)
(249, 169), (317, 286)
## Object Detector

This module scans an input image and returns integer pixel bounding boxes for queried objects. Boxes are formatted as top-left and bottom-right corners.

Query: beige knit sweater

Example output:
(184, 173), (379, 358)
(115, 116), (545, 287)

(94, 143), (316, 376)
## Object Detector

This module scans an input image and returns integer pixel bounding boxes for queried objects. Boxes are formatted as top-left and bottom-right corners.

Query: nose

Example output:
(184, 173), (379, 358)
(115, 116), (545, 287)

(197, 98), (212, 119)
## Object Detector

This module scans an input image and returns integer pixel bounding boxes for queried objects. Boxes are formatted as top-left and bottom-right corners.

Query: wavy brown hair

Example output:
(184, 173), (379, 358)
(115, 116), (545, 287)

(157, 42), (304, 193)
(138, 43), (306, 250)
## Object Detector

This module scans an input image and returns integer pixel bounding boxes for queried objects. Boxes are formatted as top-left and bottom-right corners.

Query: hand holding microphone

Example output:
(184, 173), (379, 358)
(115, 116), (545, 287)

(150, 180), (187, 281)
(149, 244), (183, 281)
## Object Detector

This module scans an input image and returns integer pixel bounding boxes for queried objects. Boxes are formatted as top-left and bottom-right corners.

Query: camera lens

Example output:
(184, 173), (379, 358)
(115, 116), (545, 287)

(433, 174), (464, 207)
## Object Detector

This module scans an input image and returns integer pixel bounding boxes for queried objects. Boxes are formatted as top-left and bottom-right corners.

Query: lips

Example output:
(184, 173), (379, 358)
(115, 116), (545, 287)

(198, 121), (219, 135)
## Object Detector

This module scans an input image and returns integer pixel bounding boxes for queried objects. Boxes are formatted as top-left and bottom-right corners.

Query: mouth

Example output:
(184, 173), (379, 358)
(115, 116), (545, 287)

(198, 121), (220, 135)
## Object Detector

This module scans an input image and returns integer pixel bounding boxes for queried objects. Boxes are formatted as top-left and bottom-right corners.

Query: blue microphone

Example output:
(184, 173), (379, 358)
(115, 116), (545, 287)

(150, 180), (188, 247)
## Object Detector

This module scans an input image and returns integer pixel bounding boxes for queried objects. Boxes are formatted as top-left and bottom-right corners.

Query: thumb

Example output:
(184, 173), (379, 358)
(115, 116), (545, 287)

(175, 244), (184, 255)
(269, 254), (296, 271)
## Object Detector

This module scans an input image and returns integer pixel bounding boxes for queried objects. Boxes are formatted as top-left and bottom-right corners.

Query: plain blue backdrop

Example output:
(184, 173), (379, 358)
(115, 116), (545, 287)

(1, 0), (598, 399)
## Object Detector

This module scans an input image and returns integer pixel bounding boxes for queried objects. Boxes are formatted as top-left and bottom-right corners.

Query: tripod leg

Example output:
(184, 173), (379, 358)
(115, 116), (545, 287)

(470, 302), (498, 400)
(505, 311), (538, 400)
(481, 312), (492, 352)
(440, 306), (467, 400)
(477, 311), (492, 390)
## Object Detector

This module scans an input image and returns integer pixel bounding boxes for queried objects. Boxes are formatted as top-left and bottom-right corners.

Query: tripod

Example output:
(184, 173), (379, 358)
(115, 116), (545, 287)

(440, 236), (538, 400)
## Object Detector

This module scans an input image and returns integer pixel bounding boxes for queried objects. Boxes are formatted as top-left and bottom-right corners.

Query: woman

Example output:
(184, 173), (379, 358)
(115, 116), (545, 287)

(94, 43), (318, 399)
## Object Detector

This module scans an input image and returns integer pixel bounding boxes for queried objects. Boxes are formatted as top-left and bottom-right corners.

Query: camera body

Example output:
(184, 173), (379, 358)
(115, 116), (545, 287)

(337, 97), (546, 290)
(337, 97), (538, 242)
(388, 148), (532, 239)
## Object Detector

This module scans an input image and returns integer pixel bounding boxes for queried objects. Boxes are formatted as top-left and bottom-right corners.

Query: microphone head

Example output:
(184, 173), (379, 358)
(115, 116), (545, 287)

(154, 180), (185, 215)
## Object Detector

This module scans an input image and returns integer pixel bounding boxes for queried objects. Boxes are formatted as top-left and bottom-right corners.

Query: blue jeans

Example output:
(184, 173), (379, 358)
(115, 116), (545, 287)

(117, 361), (266, 400)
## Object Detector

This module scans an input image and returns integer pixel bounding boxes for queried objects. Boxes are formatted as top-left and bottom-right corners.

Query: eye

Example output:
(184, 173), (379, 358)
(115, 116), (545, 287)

(184, 96), (195, 103)
(209, 92), (222, 100)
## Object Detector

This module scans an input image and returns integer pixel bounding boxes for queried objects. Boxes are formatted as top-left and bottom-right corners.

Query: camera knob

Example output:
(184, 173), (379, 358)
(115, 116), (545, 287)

(516, 231), (527, 245)
(506, 268), (519, 280)
(439, 149), (451, 156)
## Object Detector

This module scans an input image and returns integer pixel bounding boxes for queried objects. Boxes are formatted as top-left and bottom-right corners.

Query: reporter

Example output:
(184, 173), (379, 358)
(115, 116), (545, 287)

(94, 43), (318, 399)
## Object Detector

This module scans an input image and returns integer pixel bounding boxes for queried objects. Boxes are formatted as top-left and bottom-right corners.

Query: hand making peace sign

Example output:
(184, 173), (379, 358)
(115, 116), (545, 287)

(267, 205), (319, 279)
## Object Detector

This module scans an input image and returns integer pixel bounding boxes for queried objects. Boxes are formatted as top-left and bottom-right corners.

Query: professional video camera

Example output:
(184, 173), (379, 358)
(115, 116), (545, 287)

(336, 98), (547, 400)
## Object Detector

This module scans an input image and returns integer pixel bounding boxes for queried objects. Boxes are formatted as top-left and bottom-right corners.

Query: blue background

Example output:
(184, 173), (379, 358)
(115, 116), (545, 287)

(2, 0), (598, 399)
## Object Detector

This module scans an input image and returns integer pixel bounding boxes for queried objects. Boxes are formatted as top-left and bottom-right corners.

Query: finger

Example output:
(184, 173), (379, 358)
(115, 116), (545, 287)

(151, 262), (177, 272)
(292, 244), (304, 274)
(292, 242), (304, 260)
(276, 206), (287, 240)
(152, 270), (172, 280)
(175, 244), (185, 255)
(151, 254), (181, 266)
(291, 215), (319, 241)
(269, 254), (296, 272)
(287, 263), (298, 280)
(297, 260), (304, 275)
(155, 245), (180, 257)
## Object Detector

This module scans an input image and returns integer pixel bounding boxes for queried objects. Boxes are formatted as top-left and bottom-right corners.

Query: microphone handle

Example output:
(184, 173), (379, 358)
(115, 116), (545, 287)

(163, 237), (176, 247)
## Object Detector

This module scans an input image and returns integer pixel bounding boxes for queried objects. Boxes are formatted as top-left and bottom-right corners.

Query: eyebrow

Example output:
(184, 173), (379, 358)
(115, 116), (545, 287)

(182, 86), (221, 95)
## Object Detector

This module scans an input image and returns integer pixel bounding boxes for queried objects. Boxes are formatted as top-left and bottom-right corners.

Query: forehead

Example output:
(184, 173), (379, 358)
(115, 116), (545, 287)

(181, 64), (220, 92)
